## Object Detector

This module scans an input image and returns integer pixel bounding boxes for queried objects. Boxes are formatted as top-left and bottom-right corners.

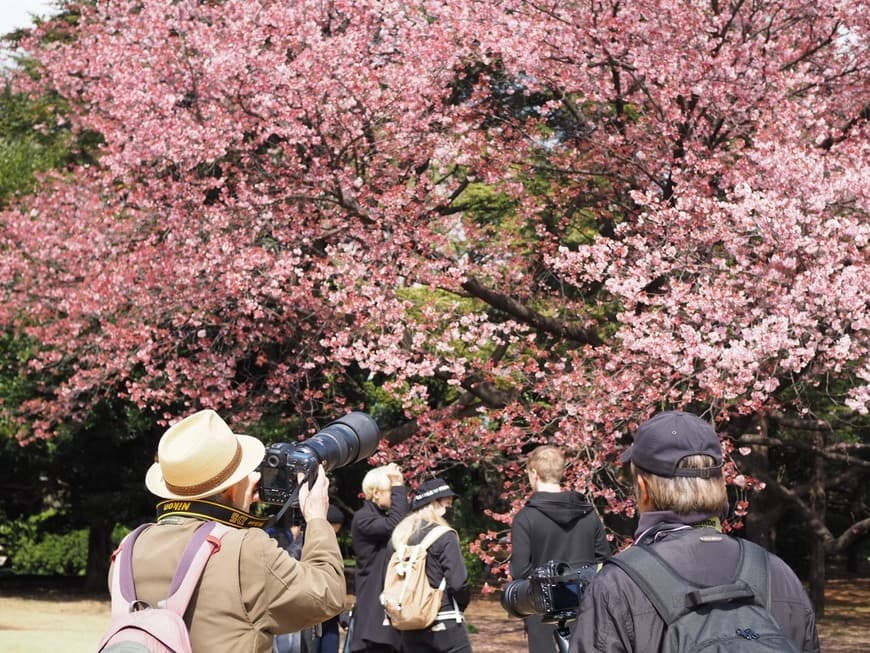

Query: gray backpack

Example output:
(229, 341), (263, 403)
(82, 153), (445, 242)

(607, 538), (799, 652)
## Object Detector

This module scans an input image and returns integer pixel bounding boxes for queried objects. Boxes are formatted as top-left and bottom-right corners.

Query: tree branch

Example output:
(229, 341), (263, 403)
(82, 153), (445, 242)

(461, 276), (603, 346)
(382, 402), (482, 446)
(754, 471), (837, 552)
(736, 434), (870, 469)
(768, 410), (832, 431)
(790, 466), (866, 498)
(831, 516), (870, 553)
(767, 409), (861, 431)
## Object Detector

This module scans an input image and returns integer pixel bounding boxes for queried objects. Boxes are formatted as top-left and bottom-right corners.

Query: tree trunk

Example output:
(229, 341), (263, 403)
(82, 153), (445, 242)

(808, 431), (826, 616)
(741, 415), (782, 550)
(84, 515), (113, 594)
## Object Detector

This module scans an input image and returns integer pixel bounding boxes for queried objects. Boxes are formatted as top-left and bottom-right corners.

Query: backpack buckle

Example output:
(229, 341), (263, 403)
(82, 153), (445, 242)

(206, 534), (222, 553)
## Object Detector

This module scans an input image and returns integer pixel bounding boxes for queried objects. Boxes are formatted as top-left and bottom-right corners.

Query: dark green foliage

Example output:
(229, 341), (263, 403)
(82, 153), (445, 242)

(460, 534), (487, 590)
(0, 72), (103, 208)
(111, 522), (131, 548)
(0, 510), (88, 575)
(0, 85), (70, 205)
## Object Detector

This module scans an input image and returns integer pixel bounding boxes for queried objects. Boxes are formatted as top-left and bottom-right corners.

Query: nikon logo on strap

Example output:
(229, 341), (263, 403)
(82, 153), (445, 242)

(156, 499), (268, 529)
(161, 501), (193, 512)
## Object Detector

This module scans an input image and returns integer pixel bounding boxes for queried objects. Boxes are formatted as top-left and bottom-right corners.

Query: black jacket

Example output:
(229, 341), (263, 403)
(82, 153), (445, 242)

(569, 511), (820, 652)
(408, 521), (471, 613)
(510, 491), (610, 580)
(349, 486), (409, 651)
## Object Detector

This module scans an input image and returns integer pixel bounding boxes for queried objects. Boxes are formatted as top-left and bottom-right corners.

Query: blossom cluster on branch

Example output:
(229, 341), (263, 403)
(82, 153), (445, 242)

(0, 0), (866, 567)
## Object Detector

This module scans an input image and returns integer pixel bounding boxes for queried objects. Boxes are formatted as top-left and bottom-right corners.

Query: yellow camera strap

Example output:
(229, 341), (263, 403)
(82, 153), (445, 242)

(156, 499), (268, 529)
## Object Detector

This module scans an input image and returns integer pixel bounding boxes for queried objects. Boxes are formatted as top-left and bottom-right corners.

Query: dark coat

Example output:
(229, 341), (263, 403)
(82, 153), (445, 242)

(569, 512), (820, 652)
(399, 522), (472, 653)
(510, 491), (610, 653)
(349, 486), (409, 651)
(408, 521), (471, 613)
(510, 491), (610, 579)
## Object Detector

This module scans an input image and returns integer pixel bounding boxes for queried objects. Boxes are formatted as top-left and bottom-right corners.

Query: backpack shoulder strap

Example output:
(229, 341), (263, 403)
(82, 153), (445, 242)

(109, 521), (231, 617)
(607, 544), (691, 625)
(609, 540), (763, 625)
(682, 538), (759, 610)
(417, 525), (454, 552)
(161, 521), (231, 615)
(109, 523), (154, 615)
(732, 538), (772, 610)
(402, 525), (454, 594)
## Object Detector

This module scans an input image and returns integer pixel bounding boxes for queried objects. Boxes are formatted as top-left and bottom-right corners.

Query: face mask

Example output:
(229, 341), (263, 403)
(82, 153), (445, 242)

(442, 506), (455, 522)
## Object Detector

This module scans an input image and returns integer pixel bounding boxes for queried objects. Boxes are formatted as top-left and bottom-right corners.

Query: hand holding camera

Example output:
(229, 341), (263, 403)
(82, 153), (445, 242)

(258, 411), (382, 507)
(298, 465), (330, 522)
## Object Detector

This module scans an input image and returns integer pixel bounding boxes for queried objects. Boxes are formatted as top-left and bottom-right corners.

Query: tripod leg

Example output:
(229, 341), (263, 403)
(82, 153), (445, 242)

(552, 619), (571, 653)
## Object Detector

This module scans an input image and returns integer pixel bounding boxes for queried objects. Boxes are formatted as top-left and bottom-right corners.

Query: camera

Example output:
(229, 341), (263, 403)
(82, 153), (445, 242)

(501, 561), (598, 652)
(258, 411), (381, 506)
(501, 560), (597, 622)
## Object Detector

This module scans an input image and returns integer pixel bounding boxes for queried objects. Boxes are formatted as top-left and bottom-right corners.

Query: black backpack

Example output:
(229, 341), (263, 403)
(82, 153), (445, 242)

(607, 538), (799, 652)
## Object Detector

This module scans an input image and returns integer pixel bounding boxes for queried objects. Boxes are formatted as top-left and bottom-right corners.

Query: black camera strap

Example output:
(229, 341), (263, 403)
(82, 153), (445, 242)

(156, 499), (269, 529)
(263, 497), (297, 530)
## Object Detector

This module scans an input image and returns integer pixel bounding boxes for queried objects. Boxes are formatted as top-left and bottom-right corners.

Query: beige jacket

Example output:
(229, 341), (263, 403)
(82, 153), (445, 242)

(108, 516), (346, 652)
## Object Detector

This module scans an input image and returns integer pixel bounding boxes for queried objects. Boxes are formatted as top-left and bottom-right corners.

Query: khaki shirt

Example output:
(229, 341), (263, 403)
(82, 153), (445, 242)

(108, 516), (345, 652)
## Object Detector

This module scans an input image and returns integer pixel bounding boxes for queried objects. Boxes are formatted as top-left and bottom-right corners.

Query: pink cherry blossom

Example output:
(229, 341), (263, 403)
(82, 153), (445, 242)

(0, 0), (866, 568)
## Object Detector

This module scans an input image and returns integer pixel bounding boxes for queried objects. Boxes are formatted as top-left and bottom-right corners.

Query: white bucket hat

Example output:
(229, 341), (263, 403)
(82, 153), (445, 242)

(145, 409), (265, 500)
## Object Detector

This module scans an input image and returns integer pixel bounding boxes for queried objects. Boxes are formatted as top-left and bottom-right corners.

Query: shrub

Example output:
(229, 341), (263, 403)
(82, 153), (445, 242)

(0, 509), (88, 575)
(461, 535), (487, 591)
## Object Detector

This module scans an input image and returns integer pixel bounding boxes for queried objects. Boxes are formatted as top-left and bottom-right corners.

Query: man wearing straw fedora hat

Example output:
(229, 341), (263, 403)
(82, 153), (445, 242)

(109, 408), (346, 652)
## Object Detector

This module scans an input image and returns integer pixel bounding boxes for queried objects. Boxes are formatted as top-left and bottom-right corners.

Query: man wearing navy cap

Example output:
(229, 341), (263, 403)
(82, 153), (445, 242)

(569, 411), (819, 652)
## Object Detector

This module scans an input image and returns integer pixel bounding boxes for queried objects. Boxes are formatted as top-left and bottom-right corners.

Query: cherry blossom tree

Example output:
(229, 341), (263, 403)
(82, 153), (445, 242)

(1, 0), (867, 600)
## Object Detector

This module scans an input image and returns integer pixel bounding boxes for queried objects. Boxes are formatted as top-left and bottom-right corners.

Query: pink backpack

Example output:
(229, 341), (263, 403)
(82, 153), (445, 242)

(97, 521), (230, 653)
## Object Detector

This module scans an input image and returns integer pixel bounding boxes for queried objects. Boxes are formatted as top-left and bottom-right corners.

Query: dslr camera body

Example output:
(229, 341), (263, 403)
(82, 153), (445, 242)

(501, 560), (597, 652)
(258, 411), (381, 506)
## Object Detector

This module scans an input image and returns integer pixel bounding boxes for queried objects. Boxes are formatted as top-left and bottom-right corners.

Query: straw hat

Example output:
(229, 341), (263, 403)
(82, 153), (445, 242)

(145, 409), (265, 500)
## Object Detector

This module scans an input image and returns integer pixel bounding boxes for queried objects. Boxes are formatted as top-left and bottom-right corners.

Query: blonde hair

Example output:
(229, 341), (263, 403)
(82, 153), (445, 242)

(527, 445), (565, 484)
(391, 500), (450, 550)
(633, 455), (726, 514)
(362, 466), (392, 500)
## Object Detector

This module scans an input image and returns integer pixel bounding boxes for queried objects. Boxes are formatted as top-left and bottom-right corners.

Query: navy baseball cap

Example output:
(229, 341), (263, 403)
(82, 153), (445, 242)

(620, 411), (723, 478)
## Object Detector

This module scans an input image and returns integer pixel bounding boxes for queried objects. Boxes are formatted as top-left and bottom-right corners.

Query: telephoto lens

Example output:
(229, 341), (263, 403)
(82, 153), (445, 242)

(501, 578), (539, 618)
(303, 411), (381, 471)
(501, 561), (595, 620)
(258, 411), (382, 506)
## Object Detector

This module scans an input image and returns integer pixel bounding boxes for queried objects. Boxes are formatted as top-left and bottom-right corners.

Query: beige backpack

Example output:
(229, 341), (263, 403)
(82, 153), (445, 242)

(380, 525), (455, 630)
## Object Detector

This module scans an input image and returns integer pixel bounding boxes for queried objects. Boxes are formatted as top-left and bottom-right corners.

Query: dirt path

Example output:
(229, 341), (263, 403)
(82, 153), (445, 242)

(0, 578), (867, 652)
(0, 594), (108, 652)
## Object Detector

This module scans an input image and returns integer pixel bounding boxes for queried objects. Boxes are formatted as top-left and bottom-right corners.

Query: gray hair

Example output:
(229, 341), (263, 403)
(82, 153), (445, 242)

(633, 455), (727, 514)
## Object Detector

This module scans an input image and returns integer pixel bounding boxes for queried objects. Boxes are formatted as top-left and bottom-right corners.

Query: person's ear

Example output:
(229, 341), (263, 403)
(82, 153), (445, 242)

(220, 478), (243, 508)
(635, 475), (652, 511)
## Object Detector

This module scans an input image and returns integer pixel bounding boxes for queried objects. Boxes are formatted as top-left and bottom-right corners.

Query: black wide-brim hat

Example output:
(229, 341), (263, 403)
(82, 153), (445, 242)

(411, 477), (457, 511)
